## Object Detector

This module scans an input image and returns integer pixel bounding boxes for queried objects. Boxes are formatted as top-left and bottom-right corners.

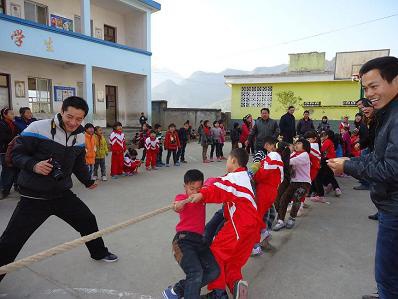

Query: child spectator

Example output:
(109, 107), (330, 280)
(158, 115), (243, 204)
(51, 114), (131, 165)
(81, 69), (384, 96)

(274, 139), (311, 231)
(351, 128), (361, 157)
(219, 121), (227, 160)
(339, 116), (350, 132)
(230, 122), (241, 150)
(154, 124), (165, 167)
(210, 121), (222, 162)
(164, 123), (180, 167)
(140, 123), (150, 162)
(145, 130), (160, 171)
(109, 121), (126, 178)
(189, 148), (261, 299)
(304, 131), (322, 202)
(132, 132), (140, 148)
(319, 131), (342, 197)
(177, 122), (189, 164)
(84, 123), (96, 178)
(162, 169), (220, 299)
(200, 120), (212, 163)
(124, 148), (141, 175)
(340, 127), (352, 157)
(93, 126), (108, 181)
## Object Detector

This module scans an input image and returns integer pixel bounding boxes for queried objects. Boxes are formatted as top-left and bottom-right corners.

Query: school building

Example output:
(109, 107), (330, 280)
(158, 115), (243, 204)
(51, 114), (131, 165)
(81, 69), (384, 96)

(225, 50), (390, 127)
(0, 0), (160, 127)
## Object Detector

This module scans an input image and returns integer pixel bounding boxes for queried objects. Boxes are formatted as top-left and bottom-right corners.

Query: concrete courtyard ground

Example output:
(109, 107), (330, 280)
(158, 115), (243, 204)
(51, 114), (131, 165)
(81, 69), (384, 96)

(0, 142), (378, 299)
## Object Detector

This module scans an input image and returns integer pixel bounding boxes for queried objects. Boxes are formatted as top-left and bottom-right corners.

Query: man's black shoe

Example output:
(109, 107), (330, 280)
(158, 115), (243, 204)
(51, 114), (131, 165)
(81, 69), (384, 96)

(100, 253), (118, 263)
(368, 213), (379, 221)
(362, 292), (379, 299)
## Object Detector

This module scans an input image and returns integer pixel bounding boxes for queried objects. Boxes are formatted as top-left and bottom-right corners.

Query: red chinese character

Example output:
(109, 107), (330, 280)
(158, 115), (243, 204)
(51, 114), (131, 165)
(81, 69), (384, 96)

(11, 29), (25, 47)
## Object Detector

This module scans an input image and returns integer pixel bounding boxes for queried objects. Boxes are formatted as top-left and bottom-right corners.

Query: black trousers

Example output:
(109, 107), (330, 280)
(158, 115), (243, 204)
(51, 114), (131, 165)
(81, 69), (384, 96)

(177, 142), (187, 162)
(0, 191), (109, 282)
(166, 150), (177, 164)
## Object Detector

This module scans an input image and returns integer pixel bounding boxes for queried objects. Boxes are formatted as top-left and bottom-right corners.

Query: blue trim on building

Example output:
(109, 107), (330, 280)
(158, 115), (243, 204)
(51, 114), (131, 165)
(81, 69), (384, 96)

(138, 0), (161, 10)
(0, 13), (152, 56)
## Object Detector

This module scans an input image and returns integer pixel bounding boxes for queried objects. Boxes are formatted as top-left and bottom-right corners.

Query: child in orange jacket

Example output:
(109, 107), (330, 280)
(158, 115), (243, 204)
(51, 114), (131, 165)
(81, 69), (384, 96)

(84, 123), (96, 178)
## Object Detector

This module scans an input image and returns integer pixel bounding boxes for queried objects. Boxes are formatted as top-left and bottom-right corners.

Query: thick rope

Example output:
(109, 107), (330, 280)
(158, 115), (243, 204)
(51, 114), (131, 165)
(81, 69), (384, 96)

(0, 204), (173, 275)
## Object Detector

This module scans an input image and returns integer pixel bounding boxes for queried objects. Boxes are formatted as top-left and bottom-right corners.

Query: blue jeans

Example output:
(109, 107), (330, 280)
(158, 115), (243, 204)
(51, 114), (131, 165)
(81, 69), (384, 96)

(204, 208), (225, 245)
(376, 211), (398, 298)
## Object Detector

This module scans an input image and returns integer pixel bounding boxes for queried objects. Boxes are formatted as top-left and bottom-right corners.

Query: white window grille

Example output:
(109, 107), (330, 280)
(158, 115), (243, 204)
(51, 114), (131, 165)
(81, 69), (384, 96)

(240, 86), (272, 108)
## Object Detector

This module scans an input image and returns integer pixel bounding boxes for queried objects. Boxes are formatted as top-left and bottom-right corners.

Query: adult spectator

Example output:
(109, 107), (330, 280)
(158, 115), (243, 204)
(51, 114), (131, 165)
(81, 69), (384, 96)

(0, 108), (18, 199)
(247, 108), (280, 152)
(197, 120), (204, 144)
(317, 116), (331, 133)
(279, 105), (296, 143)
(339, 115), (350, 131)
(139, 112), (147, 128)
(240, 114), (253, 154)
(296, 110), (315, 137)
(328, 56), (398, 299)
(14, 107), (37, 133)
(0, 97), (118, 283)
(177, 121), (189, 163)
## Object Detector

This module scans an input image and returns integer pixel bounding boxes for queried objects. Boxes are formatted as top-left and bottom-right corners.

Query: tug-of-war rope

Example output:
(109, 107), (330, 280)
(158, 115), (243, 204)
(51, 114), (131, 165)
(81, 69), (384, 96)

(0, 204), (173, 275)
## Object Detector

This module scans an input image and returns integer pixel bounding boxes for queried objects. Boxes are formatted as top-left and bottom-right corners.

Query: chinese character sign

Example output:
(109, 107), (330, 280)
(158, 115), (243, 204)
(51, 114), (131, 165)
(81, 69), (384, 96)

(11, 29), (25, 47)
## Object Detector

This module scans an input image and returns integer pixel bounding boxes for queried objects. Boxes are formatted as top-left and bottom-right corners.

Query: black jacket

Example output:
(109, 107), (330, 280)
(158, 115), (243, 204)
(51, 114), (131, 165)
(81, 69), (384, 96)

(297, 118), (315, 136)
(344, 98), (398, 215)
(354, 121), (370, 150)
(178, 127), (189, 144)
(248, 118), (280, 150)
(12, 114), (94, 200)
(230, 128), (241, 143)
(279, 113), (296, 141)
(0, 119), (17, 154)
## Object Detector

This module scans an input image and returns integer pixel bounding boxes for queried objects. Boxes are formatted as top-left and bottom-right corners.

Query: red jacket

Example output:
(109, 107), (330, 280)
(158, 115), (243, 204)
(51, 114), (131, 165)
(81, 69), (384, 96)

(164, 130), (180, 150)
(309, 143), (321, 181)
(351, 135), (361, 157)
(109, 130), (126, 153)
(239, 123), (251, 144)
(321, 139), (336, 159)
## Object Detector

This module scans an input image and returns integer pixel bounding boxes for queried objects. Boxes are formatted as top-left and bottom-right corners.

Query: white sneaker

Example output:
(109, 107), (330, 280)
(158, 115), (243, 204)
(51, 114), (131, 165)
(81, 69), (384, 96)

(260, 229), (271, 241)
(287, 202), (292, 212)
(297, 206), (305, 217)
(102, 176), (107, 181)
(335, 188), (342, 197)
(92, 176), (98, 181)
(273, 220), (285, 231)
(251, 245), (263, 256)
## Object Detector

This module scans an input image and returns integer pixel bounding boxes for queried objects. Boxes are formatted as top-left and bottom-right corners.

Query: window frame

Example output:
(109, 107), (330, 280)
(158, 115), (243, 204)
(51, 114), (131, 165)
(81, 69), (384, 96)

(24, 0), (48, 25)
(28, 77), (52, 114)
(104, 24), (117, 43)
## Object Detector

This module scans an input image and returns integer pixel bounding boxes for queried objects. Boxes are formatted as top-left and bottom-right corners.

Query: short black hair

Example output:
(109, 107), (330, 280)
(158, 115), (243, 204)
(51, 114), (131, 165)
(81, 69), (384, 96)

(322, 115), (328, 120)
(62, 96), (89, 117)
(233, 122), (239, 128)
(261, 108), (270, 114)
(184, 169), (204, 184)
(359, 56), (398, 83)
(296, 138), (311, 153)
(355, 112), (362, 118)
(304, 110), (310, 114)
(263, 136), (277, 147)
(19, 107), (31, 116)
(229, 148), (249, 168)
(304, 130), (318, 140)
(288, 106), (295, 110)
(149, 130), (156, 135)
(84, 123), (94, 130)
(112, 121), (122, 130)
(154, 123), (162, 130)
(213, 120), (218, 126)
(128, 147), (138, 157)
(168, 123), (176, 129)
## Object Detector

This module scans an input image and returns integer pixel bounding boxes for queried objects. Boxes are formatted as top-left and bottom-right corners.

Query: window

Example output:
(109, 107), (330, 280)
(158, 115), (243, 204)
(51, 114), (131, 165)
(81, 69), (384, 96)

(240, 86), (273, 108)
(28, 77), (51, 113)
(24, 1), (48, 25)
(0, 0), (5, 14)
(74, 15), (81, 33)
(104, 24), (116, 43)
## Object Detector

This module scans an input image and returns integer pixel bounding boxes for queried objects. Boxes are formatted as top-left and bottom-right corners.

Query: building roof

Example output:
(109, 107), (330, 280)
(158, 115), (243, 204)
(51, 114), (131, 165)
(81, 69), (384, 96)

(224, 71), (352, 84)
(137, 0), (161, 11)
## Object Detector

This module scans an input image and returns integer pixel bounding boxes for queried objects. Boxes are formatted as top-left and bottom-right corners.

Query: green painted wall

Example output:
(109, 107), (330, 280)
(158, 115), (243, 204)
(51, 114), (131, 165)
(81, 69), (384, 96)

(231, 81), (361, 122)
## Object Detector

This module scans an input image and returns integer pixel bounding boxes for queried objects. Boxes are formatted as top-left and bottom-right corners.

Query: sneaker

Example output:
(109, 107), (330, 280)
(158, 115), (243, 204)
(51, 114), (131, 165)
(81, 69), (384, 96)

(353, 184), (369, 190)
(162, 286), (178, 299)
(175, 162), (180, 166)
(111, 175), (118, 179)
(152, 166), (158, 170)
(156, 163), (163, 168)
(362, 293), (379, 299)
(146, 167), (151, 171)
(310, 196), (326, 203)
(203, 159), (211, 163)
(335, 188), (342, 197)
(92, 176), (98, 181)
(217, 158), (223, 162)
(210, 158), (214, 162)
(297, 206), (304, 217)
(260, 229), (271, 241)
(201, 289), (229, 299)
(166, 164), (170, 167)
(181, 160), (188, 164)
(101, 176), (107, 181)
(100, 253), (118, 263)
(273, 220), (285, 231)
(251, 244), (263, 256)
(286, 217), (296, 229)
(233, 280), (249, 299)
(325, 183), (333, 194)
(287, 202), (292, 212)
(368, 213), (379, 221)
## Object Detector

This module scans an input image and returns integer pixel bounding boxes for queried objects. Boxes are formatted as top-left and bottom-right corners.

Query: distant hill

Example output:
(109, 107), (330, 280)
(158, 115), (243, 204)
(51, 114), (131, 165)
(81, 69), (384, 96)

(151, 65), (288, 111)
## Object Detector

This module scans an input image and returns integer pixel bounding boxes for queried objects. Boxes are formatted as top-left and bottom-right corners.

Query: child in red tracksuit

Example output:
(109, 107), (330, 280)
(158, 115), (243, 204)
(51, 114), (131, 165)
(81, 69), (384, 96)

(124, 148), (141, 175)
(189, 148), (261, 299)
(145, 130), (159, 171)
(249, 137), (285, 256)
(304, 131), (322, 202)
(164, 123), (181, 167)
(109, 121), (126, 178)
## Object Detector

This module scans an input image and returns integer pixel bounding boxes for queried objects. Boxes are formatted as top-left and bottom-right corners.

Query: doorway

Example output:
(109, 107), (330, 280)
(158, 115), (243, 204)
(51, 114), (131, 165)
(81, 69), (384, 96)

(0, 73), (11, 110)
(105, 85), (117, 127)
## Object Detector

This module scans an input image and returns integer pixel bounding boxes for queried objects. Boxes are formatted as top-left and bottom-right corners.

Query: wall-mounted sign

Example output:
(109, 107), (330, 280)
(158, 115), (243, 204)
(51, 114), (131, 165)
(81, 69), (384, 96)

(303, 101), (321, 107)
(10, 29), (25, 47)
(44, 37), (54, 52)
(50, 14), (73, 32)
(342, 100), (356, 106)
(54, 86), (76, 102)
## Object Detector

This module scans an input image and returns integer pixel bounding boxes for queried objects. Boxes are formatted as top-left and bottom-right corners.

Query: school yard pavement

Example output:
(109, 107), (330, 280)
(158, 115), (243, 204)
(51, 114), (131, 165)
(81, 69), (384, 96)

(0, 142), (378, 299)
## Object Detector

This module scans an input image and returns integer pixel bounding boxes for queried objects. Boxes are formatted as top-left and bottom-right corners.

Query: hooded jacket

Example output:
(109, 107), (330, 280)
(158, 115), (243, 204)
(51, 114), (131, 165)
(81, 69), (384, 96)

(344, 98), (398, 215)
(12, 114), (94, 200)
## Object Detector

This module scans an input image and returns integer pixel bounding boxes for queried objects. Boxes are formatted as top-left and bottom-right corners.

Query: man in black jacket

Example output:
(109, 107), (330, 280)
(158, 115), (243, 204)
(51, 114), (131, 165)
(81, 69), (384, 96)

(328, 56), (398, 299)
(247, 108), (280, 152)
(296, 110), (315, 137)
(0, 97), (118, 283)
(279, 106), (296, 143)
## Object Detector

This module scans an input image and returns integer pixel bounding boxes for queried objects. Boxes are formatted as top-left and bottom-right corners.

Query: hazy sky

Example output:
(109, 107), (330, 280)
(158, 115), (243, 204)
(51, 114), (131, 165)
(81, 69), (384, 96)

(151, 0), (398, 77)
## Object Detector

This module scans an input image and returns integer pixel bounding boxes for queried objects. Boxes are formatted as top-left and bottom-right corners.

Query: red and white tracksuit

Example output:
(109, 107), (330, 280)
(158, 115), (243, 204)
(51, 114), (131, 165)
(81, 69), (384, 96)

(145, 137), (159, 168)
(200, 168), (262, 293)
(109, 130), (126, 176)
(309, 143), (321, 181)
(253, 152), (284, 229)
(124, 155), (141, 174)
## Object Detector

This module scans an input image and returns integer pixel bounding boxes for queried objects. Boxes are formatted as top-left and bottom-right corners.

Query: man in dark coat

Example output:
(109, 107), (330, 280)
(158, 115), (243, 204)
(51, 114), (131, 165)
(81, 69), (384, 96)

(279, 106), (296, 143)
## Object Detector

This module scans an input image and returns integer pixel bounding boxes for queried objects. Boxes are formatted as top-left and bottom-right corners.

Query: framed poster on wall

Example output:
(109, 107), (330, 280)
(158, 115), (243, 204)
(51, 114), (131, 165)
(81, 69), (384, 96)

(15, 81), (25, 98)
(10, 3), (22, 18)
(54, 86), (75, 102)
(50, 14), (73, 31)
